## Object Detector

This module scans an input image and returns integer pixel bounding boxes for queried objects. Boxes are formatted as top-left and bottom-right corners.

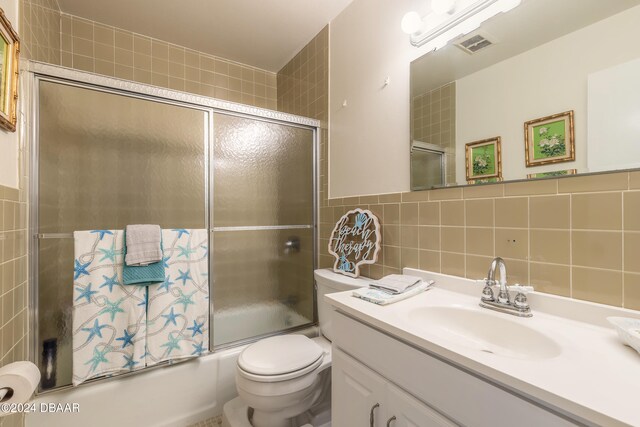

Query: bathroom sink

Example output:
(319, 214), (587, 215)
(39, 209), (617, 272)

(406, 306), (561, 360)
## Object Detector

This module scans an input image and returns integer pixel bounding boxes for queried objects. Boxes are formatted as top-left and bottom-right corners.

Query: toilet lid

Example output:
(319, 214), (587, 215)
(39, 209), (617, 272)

(238, 335), (324, 376)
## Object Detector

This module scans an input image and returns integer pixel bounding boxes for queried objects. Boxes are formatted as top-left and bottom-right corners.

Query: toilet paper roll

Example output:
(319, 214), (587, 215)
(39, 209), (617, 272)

(0, 361), (41, 409)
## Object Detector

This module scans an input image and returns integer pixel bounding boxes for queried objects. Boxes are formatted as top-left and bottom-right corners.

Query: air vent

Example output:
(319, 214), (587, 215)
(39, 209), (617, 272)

(455, 32), (495, 54)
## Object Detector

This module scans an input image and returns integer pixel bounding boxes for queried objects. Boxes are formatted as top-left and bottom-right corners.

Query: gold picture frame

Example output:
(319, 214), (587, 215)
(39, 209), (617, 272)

(0, 7), (19, 132)
(465, 136), (502, 182)
(524, 110), (574, 167)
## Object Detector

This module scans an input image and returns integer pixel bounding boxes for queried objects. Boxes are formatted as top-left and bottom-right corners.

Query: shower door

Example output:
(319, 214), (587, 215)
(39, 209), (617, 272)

(212, 113), (315, 347)
(31, 64), (318, 392)
(35, 79), (209, 389)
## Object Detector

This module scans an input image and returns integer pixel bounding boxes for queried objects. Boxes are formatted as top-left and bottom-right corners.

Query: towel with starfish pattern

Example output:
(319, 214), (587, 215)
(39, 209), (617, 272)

(145, 229), (209, 366)
(72, 230), (148, 385)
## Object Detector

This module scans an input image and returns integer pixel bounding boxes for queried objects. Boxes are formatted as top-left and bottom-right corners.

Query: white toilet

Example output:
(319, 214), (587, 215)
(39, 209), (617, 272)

(222, 269), (369, 427)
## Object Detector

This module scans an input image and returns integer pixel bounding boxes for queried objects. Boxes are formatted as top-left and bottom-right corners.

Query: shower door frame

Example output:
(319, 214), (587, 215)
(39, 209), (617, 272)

(27, 61), (320, 393)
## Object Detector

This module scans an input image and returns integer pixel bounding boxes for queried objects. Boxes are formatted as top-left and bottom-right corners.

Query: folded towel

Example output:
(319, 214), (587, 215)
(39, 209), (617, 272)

(353, 281), (434, 305)
(369, 274), (423, 294)
(122, 231), (165, 285)
(125, 224), (162, 266)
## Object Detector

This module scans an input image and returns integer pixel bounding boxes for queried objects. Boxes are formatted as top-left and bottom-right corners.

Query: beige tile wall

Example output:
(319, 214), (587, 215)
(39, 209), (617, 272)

(19, 0), (61, 64)
(0, 169), (29, 427)
(58, 14), (277, 109)
(277, 26), (329, 281)
(20, 0), (278, 109)
(321, 171), (640, 310)
(277, 26), (328, 315)
(412, 82), (456, 183)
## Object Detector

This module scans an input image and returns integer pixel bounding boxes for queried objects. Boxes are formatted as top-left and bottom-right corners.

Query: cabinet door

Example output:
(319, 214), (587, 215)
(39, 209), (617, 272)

(386, 383), (457, 427)
(333, 348), (388, 427)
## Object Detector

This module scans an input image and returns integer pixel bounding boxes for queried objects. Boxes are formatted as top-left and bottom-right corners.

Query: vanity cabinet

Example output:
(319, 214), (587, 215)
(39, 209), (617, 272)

(331, 310), (580, 427)
(333, 348), (455, 426)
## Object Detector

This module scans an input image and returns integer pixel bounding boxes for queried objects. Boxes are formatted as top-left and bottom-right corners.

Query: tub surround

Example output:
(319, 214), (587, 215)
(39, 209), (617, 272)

(320, 170), (640, 310)
(327, 268), (640, 426)
(20, 0), (278, 109)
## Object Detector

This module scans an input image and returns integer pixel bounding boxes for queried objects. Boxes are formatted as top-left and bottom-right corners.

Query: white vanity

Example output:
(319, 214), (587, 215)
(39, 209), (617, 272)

(326, 268), (640, 427)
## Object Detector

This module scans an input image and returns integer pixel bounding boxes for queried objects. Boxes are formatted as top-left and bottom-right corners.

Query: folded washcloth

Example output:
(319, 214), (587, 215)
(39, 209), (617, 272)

(125, 224), (162, 266)
(353, 280), (434, 305)
(369, 274), (424, 294)
(122, 231), (165, 285)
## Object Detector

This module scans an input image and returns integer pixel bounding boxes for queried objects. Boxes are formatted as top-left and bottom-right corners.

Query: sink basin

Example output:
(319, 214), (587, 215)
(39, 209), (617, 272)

(406, 306), (561, 360)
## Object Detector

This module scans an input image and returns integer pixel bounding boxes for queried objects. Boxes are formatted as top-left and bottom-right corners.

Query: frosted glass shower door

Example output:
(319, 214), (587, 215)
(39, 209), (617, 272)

(35, 79), (209, 389)
(212, 113), (315, 346)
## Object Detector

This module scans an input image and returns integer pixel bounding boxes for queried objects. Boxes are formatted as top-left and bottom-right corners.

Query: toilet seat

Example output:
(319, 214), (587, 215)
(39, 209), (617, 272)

(238, 335), (326, 383)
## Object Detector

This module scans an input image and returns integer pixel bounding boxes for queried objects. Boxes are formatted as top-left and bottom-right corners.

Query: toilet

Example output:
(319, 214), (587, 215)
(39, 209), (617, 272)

(222, 268), (369, 427)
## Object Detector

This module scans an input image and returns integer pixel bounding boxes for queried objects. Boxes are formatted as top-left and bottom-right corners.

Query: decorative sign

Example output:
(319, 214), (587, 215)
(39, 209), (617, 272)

(328, 208), (381, 278)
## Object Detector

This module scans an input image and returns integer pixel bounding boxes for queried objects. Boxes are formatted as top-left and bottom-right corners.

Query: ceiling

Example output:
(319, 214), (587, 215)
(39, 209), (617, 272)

(411, 0), (640, 96)
(56, 0), (354, 72)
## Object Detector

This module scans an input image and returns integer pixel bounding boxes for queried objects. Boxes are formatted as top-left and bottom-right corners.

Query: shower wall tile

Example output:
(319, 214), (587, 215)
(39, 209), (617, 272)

(58, 14), (277, 109)
(20, 0), (277, 110)
(276, 26), (330, 276)
(20, 0), (62, 64)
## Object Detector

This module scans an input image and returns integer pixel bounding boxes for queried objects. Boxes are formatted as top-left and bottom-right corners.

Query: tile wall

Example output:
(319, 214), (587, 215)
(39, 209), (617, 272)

(0, 159), (30, 427)
(276, 26), (329, 288)
(19, 0), (61, 64)
(19, 0), (278, 109)
(321, 171), (640, 309)
(412, 82), (456, 183)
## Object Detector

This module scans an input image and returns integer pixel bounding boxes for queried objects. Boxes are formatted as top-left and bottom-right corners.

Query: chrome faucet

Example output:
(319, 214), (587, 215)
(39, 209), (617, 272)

(480, 257), (533, 317)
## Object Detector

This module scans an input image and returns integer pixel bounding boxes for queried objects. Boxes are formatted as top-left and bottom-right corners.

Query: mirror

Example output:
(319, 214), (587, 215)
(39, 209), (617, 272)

(410, 0), (640, 189)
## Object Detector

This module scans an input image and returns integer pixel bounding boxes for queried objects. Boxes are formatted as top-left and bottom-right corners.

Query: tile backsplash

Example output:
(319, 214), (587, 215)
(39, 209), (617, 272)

(320, 171), (640, 310)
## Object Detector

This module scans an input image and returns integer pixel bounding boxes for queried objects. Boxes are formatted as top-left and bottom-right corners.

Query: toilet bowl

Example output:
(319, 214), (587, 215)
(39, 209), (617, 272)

(222, 269), (369, 427)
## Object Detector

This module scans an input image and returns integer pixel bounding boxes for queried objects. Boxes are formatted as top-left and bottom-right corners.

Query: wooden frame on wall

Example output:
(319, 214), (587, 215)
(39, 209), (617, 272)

(465, 136), (502, 182)
(0, 7), (19, 132)
(524, 110), (575, 167)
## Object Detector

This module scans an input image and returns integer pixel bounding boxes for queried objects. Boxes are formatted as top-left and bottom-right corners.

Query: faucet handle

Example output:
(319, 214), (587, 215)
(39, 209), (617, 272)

(477, 278), (495, 302)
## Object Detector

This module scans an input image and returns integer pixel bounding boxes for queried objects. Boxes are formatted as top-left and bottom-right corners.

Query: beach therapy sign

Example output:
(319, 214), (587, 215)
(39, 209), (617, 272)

(328, 208), (381, 278)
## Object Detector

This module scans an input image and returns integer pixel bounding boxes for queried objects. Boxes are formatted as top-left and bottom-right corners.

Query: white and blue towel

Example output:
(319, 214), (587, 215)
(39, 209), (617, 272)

(146, 229), (209, 366)
(72, 230), (148, 385)
(72, 229), (209, 385)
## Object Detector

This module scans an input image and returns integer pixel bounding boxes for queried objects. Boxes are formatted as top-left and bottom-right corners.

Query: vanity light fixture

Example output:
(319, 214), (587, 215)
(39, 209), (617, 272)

(401, 0), (522, 50)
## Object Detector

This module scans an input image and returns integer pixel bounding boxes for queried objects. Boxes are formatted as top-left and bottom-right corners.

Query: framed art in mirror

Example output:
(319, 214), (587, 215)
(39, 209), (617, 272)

(0, 7), (19, 132)
(524, 110), (575, 167)
(465, 137), (502, 183)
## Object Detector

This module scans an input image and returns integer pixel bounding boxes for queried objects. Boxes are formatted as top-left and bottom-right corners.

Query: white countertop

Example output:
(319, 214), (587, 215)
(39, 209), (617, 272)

(325, 269), (640, 427)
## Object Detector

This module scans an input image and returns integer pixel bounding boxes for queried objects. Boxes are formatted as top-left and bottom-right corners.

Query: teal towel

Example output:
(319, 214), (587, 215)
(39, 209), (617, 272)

(122, 231), (165, 285)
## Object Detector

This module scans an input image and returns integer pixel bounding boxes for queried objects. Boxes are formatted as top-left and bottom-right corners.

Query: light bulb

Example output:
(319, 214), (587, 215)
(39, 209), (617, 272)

(431, 0), (456, 14)
(401, 11), (422, 34)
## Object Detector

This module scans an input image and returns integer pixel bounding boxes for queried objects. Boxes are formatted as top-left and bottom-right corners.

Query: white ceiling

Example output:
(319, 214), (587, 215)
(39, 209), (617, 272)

(411, 0), (640, 96)
(56, 0), (354, 72)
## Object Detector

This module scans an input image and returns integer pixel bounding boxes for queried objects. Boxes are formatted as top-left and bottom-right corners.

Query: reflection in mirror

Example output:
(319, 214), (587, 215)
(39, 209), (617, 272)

(410, 0), (640, 190)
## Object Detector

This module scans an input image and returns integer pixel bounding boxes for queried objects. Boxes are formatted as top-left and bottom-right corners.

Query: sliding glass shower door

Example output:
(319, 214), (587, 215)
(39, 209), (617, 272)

(33, 71), (317, 390)
(36, 80), (209, 389)
(212, 113), (315, 346)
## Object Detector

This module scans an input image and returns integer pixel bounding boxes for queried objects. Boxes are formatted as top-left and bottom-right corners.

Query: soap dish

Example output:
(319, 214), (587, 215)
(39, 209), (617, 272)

(607, 317), (640, 355)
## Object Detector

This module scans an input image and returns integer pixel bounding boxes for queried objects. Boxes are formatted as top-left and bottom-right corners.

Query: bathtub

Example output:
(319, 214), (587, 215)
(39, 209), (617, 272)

(26, 303), (316, 427)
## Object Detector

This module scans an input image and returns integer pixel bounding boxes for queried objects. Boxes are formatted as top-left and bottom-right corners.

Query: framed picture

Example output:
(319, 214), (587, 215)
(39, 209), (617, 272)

(524, 110), (574, 167)
(0, 7), (19, 132)
(527, 169), (577, 179)
(465, 137), (502, 181)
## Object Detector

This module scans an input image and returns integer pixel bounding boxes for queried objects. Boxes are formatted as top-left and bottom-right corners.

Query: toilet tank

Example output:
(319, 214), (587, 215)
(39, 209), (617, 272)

(314, 269), (369, 341)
